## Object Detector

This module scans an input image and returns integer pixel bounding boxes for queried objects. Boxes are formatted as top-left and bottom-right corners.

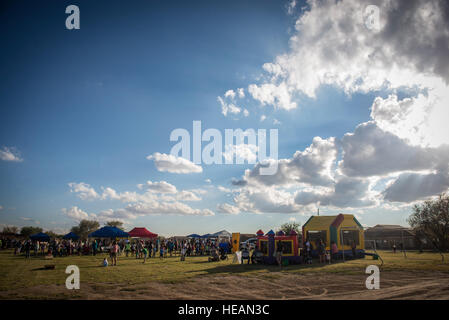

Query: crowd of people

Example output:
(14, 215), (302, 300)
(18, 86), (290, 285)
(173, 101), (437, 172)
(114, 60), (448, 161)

(0, 235), (360, 267)
(0, 236), (233, 265)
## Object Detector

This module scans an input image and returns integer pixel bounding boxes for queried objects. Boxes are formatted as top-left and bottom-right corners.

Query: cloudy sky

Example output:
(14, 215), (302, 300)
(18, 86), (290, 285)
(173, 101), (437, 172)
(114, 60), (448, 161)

(1, 0), (448, 236)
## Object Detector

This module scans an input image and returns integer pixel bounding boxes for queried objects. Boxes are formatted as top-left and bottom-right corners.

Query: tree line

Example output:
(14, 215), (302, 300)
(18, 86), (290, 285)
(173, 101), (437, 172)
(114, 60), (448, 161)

(1, 220), (124, 239)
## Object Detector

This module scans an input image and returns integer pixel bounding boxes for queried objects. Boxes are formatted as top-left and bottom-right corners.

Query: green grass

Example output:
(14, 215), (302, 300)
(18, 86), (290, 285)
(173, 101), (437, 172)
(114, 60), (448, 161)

(0, 249), (448, 292)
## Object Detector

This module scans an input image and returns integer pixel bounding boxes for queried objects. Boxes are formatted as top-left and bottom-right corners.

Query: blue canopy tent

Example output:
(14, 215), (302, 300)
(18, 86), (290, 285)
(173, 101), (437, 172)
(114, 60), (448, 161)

(30, 232), (50, 242)
(200, 233), (212, 238)
(88, 226), (129, 239)
(62, 232), (80, 240)
(186, 234), (201, 238)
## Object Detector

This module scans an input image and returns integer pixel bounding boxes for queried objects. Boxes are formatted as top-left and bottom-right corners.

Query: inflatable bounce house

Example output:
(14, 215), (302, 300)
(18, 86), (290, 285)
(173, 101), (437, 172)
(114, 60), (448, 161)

(302, 214), (365, 258)
(255, 229), (301, 265)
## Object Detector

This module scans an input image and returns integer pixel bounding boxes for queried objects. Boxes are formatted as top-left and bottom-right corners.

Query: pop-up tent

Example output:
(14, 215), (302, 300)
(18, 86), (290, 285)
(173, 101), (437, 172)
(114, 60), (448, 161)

(211, 230), (232, 240)
(62, 232), (79, 240)
(30, 232), (50, 242)
(128, 227), (158, 239)
(186, 234), (201, 238)
(88, 226), (129, 239)
(200, 233), (212, 238)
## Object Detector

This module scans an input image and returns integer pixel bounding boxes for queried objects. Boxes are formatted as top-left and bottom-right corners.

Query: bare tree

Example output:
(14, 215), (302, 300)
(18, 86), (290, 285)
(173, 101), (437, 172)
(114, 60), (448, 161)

(2, 225), (19, 234)
(408, 193), (449, 261)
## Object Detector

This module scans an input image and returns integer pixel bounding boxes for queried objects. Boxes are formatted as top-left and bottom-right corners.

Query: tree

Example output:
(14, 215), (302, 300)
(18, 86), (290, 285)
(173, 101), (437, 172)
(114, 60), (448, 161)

(20, 226), (43, 238)
(408, 193), (449, 261)
(105, 220), (124, 229)
(70, 220), (100, 240)
(46, 230), (63, 239)
(2, 225), (19, 234)
(278, 222), (301, 235)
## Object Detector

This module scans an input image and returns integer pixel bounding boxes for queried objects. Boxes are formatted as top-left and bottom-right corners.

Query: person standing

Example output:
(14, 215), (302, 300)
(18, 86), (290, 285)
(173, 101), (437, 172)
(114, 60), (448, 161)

(25, 240), (31, 258)
(142, 246), (148, 264)
(318, 239), (326, 263)
(110, 241), (119, 266)
(276, 240), (283, 267)
(92, 240), (98, 256)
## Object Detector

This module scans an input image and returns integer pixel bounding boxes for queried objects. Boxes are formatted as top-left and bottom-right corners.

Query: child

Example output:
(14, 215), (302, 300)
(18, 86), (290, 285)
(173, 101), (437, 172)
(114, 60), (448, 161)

(180, 246), (186, 261)
(142, 247), (148, 264)
(159, 245), (164, 259)
(103, 258), (109, 267)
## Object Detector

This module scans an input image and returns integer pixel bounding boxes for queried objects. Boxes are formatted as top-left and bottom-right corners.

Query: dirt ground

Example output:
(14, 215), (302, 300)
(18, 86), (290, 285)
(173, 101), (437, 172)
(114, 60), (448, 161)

(1, 270), (449, 300)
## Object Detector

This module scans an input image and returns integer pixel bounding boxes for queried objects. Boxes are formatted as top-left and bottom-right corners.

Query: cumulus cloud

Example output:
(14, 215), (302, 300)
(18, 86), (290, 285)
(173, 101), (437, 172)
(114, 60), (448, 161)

(221, 0), (449, 210)
(217, 203), (240, 215)
(0, 146), (23, 162)
(338, 121), (449, 178)
(383, 171), (449, 203)
(123, 202), (214, 216)
(294, 176), (377, 208)
(248, 82), (296, 111)
(223, 143), (259, 164)
(68, 182), (100, 201)
(233, 136), (337, 188)
(147, 152), (202, 174)
(66, 180), (212, 223)
(218, 88), (247, 117)
(62, 206), (90, 221)
(138, 180), (178, 194)
(217, 96), (241, 117)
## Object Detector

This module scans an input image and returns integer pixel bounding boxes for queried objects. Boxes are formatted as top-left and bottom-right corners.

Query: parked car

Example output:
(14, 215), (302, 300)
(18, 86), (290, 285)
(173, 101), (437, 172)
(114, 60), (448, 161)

(240, 238), (258, 250)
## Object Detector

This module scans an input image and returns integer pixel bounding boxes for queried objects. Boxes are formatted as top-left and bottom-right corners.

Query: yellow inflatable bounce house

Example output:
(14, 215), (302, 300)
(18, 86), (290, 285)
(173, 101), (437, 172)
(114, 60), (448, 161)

(302, 213), (364, 258)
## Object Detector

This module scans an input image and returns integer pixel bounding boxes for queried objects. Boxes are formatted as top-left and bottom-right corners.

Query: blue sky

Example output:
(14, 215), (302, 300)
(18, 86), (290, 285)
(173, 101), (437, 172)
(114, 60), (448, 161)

(1, 0), (448, 236)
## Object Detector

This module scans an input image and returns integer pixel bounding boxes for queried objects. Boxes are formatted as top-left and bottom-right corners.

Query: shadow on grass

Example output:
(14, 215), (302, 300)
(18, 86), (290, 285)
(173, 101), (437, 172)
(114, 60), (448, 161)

(185, 258), (359, 277)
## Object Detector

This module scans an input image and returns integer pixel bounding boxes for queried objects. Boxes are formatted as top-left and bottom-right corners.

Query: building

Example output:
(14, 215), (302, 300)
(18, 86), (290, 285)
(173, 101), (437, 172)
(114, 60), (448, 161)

(364, 225), (418, 250)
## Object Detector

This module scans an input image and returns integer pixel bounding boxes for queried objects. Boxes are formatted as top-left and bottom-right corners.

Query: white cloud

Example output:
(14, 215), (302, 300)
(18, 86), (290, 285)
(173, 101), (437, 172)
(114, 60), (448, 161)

(0, 146), (23, 162)
(287, 0), (297, 15)
(218, 186), (232, 193)
(139, 180), (178, 194)
(68, 182), (100, 201)
(260, 115), (266, 122)
(217, 203), (240, 215)
(248, 82), (296, 111)
(223, 143), (259, 164)
(234, 136), (337, 188)
(237, 88), (245, 98)
(236, 0), (449, 148)
(338, 121), (449, 178)
(66, 179), (213, 223)
(147, 152), (202, 174)
(20, 217), (40, 225)
(217, 96), (241, 117)
(383, 171), (449, 203)
(123, 202), (214, 216)
(224, 89), (236, 99)
(62, 206), (90, 221)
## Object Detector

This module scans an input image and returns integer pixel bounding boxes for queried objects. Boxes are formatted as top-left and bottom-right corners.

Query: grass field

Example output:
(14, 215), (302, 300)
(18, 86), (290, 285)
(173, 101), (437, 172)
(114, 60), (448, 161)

(1, 249), (449, 299)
